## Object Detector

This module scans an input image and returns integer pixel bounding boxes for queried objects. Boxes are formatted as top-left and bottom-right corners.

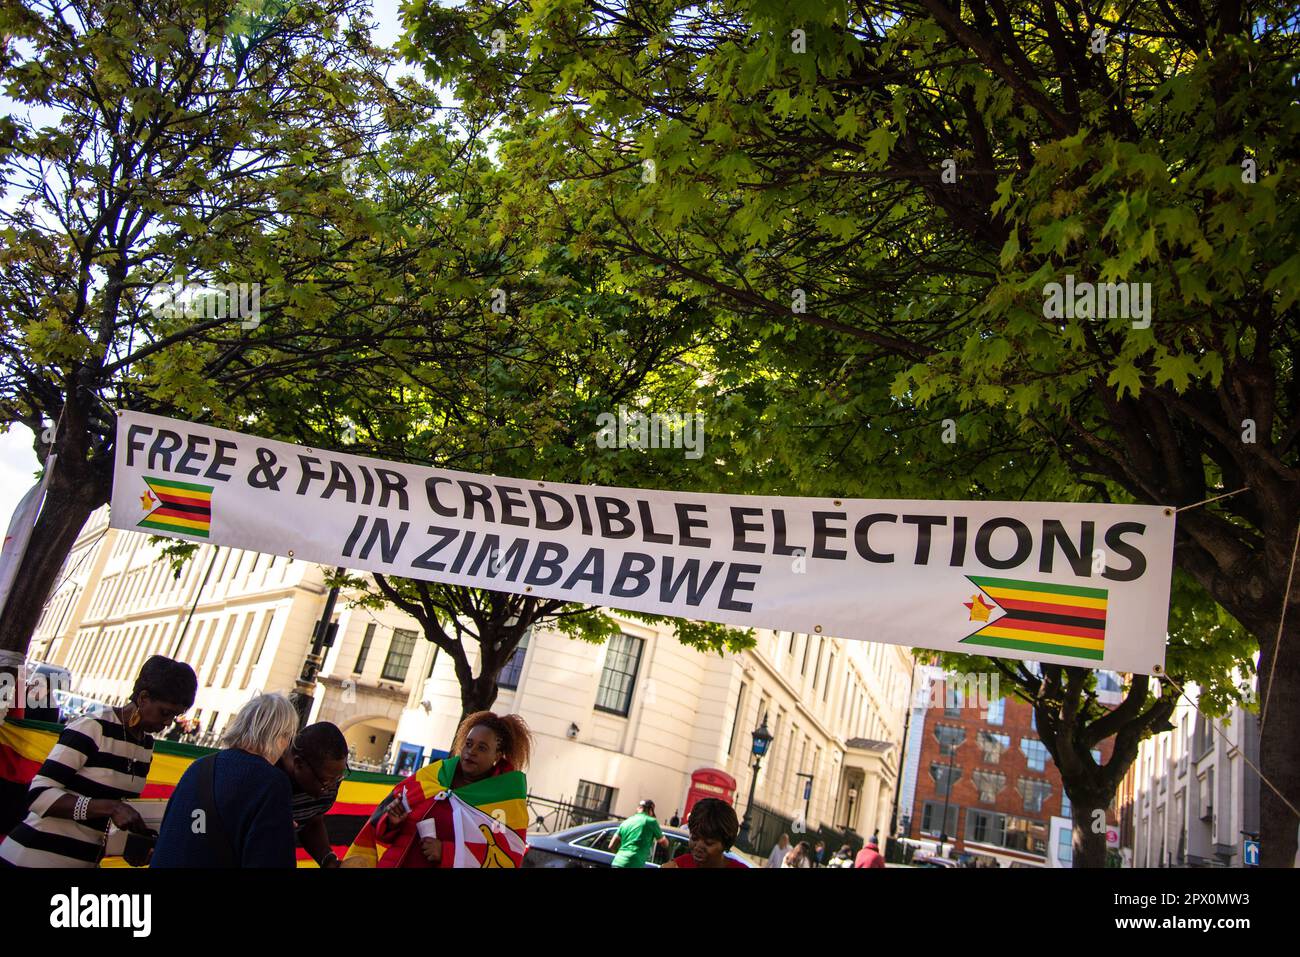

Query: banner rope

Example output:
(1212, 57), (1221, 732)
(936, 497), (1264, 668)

(1174, 487), (1249, 512)
(1260, 517), (1300, 737)
(1160, 672), (1300, 821)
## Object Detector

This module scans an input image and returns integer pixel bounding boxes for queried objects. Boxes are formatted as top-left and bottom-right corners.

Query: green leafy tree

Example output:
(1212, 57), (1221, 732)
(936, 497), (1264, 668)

(240, 113), (753, 721)
(0, 0), (401, 662)
(408, 0), (1299, 863)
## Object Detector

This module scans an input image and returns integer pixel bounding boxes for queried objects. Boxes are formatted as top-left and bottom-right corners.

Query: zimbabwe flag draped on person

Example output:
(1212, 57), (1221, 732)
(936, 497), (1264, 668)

(343, 756), (528, 868)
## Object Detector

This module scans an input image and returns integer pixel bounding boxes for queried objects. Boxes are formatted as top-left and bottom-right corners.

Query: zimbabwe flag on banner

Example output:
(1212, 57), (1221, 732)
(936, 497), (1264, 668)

(0, 718), (398, 867)
(959, 576), (1107, 661)
(137, 477), (213, 538)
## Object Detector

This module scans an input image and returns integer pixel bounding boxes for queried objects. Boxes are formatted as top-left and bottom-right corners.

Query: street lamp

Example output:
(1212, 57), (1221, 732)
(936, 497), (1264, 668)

(795, 771), (814, 831)
(736, 715), (773, 852)
(937, 736), (957, 858)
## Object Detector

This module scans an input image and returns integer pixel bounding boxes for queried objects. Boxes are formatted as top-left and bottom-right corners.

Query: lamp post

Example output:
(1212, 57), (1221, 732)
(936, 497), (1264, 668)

(937, 738), (957, 858)
(289, 566), (345, 728)
(736, 715), (773, 852)
(795, 771), (814, 830)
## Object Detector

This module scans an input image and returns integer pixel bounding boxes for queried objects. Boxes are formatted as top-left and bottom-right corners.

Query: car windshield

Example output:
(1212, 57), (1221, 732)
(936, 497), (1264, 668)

(570, 828), (617, 851)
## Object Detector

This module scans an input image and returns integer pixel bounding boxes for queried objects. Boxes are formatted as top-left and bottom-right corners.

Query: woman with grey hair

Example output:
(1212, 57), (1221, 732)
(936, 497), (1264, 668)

(151, 693), (299, 868)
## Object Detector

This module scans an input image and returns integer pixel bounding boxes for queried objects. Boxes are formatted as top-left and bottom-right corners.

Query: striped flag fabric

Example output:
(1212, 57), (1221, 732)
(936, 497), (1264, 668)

(960, 576), (1107, 661)
(137, 477), (213, 538)
(0, 718), (396, 867)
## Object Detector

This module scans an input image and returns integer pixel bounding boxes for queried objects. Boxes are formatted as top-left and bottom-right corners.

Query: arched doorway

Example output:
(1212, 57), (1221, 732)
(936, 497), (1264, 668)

(341, 716), (398, 767)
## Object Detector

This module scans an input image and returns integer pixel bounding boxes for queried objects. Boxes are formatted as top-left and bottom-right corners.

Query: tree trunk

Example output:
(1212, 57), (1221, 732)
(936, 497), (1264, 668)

(458, 674), (500, 727)
(1256, 616), (1300, 867)
(1070, 792), (1110, 868)
(0, 452), (108, 658)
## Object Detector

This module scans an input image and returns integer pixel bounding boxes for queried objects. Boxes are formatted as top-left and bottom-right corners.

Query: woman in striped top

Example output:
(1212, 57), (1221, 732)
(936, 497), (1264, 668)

(0, 655), (197, 868)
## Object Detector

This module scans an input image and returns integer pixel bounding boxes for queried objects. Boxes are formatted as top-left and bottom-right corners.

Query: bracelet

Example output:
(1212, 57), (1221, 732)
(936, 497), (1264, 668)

(73, 796), (90, 822)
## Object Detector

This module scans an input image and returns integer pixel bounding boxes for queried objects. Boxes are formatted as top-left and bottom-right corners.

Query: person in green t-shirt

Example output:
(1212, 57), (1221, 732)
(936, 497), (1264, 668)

(610, 799), (669, 868)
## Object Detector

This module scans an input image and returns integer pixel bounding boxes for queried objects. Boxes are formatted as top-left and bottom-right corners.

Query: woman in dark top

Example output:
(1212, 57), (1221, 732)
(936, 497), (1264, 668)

(662, 798), (748, 869)
(0, 656), (196, 868)
(151, 692), (299, 868)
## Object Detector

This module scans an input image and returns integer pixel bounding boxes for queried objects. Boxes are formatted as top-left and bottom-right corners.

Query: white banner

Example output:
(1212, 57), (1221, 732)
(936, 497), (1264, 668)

(110, 412), (1175, 673)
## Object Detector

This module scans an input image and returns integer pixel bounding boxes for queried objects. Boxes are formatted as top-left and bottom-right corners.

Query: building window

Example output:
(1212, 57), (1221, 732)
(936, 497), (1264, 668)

(1018, 777), (1053, 813)
(934, 724), (966, 756)
(595, 633), (644, 716)
(1061, 792), (1072, 819)
(575, 780), (616, 819)
(929, 762), (962, 794)
(966, 810), (1046, 853)
(985, 698), (1005, 725)
(972, 769), (1006, 803)
(354, 623), (375, 674)
(497, 630), (530, 690)
(800, 634), (812, 674)
(966, 808), (1004, 845)
(426, 645), (439, 679)
(1020, 737), (1049, 772)
(920, 800), (958, 837)
(1057, 825), (1073, 866)
(977, 731), (1010, 764)
(381, 628), (418, 682)
(824, 653), (835, 702)
(726, 683), (748, 756)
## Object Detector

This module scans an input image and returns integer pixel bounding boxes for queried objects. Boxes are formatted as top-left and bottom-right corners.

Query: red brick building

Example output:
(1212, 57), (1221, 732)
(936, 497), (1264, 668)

(906, 682), (1115, 865)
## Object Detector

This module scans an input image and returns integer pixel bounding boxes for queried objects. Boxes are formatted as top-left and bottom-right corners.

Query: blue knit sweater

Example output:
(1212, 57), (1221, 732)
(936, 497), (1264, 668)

(151, 748), (295, 868)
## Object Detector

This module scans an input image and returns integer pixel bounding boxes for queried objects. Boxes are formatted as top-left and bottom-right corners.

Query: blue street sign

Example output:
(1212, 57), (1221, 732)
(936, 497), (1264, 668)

(1243, 839), (1260, 866)
(803, 780), (812, 800)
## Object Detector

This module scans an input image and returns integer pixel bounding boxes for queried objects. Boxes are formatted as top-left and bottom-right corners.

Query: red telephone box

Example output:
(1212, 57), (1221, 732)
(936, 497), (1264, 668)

(681, 768), (737, 823)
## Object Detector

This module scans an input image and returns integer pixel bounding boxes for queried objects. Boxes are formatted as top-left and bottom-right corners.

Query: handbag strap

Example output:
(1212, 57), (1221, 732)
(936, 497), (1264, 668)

(195, 754), (238, 868)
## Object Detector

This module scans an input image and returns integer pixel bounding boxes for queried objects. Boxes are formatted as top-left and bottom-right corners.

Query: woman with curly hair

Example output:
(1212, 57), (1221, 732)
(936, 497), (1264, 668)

(344, 711), (533, 868)
(662, 798), (748, 869)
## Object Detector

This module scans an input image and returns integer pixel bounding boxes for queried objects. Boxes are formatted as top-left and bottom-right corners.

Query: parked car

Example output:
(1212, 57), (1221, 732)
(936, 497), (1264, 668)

(911, 855), (960, 868)
(523, 820), (755, 868)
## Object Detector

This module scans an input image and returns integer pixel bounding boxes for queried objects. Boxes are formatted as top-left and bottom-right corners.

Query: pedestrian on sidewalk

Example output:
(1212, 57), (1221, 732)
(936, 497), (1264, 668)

(610, 798), (668, 868)
(152, 693), (299, 868)
(854, 837), (885, 869)
(813, 840), (827, 867)
(829, 844), (854, 868)
(661, 799), (746, 868)
(783, 841), (813, 868)
(766, 832), (790, 868)
(0, 656), (196, 868)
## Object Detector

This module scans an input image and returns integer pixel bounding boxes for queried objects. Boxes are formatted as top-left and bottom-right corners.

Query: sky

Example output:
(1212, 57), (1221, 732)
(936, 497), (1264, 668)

(0, 0), (410, 534)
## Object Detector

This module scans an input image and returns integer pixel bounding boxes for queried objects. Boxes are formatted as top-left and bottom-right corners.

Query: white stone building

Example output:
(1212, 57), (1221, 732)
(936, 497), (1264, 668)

(387, 620), (913, 838)
(1129, 676), (1260, 868)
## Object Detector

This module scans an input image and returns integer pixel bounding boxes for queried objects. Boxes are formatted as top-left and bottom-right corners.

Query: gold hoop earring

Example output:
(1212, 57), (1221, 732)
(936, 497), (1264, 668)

(128, 708), (142, 729)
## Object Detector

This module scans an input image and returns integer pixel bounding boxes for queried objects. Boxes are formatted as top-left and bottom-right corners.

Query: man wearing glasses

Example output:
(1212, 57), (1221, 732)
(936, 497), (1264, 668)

(277, 722), (349, 868)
